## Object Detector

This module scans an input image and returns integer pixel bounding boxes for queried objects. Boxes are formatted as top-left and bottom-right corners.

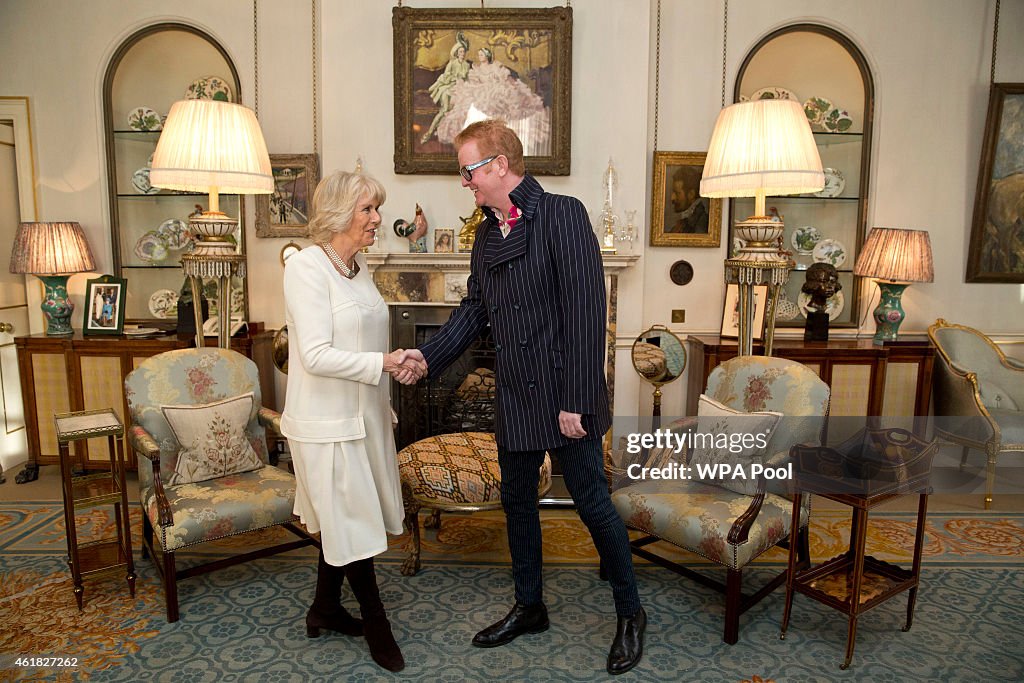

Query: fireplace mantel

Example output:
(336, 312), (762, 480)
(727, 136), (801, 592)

(365, 252), (639, 275)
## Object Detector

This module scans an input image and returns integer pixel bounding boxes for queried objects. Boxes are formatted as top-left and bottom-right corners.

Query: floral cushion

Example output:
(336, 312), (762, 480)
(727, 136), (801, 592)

(611, 478), (808, 570)
(688, 394), (783, 496)
(161, 393), (264, 486)
(141, 464), (298, 552)
(398, 432), (551, 505)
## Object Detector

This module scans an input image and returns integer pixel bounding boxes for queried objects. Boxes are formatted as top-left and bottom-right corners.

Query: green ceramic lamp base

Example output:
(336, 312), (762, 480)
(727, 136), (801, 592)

(871, 281), (909, 345)
(37, 275), (74, 336)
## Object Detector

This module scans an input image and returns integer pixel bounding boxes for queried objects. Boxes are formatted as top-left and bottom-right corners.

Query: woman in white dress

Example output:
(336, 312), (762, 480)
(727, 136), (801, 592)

(281, 171), (423, 673)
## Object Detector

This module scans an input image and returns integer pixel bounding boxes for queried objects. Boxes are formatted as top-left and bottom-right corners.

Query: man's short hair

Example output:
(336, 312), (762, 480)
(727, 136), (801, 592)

(454, 119), (526, 176)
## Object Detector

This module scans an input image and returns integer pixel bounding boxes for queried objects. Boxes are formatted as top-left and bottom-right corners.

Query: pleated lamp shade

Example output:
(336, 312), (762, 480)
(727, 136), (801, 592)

(854, 227), (935, 283)
(149, 99), (273, 195)
(701, 99), (824, 215)
(10, 221), (96, 275)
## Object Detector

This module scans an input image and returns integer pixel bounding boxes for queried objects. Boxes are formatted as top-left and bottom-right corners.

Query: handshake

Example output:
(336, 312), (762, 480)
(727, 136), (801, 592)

(383, 348), (428, 385)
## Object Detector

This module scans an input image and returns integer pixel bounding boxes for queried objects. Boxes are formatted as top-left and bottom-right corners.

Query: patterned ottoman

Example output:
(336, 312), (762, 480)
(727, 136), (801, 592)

(397, 431), (551, 576)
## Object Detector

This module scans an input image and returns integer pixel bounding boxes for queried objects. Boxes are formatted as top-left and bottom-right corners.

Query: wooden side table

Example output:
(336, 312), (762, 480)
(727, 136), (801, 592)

(55, 409), (137, 609)
(780, 429), (937, 669)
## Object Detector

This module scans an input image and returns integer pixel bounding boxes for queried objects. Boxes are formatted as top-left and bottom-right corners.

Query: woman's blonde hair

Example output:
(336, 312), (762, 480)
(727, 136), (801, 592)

(306, 171), (386, 243)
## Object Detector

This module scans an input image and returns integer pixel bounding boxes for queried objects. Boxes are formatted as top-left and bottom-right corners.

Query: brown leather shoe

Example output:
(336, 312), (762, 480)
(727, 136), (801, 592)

(607, 606), (646, 675)
(472, 603), (549, 648)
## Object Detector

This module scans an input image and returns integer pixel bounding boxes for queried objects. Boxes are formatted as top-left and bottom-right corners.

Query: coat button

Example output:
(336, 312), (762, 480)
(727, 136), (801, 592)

(513, 302), (521, 310)
(508, 263), (514, 270)
(490, 305), (498, 313)
(520, 339), (528, 347)
(496, 343), (503, 352)
(528, 380), (536, 389)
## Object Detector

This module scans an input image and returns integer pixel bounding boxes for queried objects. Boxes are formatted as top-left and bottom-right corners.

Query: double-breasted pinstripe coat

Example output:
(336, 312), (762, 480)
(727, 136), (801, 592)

(420, 174), (611, 452)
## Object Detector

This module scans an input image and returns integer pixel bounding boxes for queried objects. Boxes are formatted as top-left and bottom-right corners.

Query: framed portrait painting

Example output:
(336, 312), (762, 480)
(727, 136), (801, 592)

(255, 154), (320, 238)
(966, 83), (1024, 282)
(720, 284), (767, 341)
(392, 6), (573, 175)
(84, 274), (127, 335)
(433, 227), (455, 253)
(650, 151), (722, 247)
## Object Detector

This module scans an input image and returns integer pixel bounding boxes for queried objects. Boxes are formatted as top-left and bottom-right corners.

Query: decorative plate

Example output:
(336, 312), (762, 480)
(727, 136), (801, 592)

(131, 167), (159, 195)
(124, 327), (163, 336)
(791, 225), (822, 254)
(750, 86), (800, 102)
(148, 289), (179, 318)
(185, 76), (232, 102)
(157, 218), (190, 250)
(813, 238), (847, 268)
(813, 168), (846, 198)
(775, 297), (801, 321)
(134, 231), (169, 263)
(127, 106), (162, 131)
(669, 260), (694, 286)
(799, 290), (845, 321)
(822, 107), (854, 133)
(803, 97), (833, 128)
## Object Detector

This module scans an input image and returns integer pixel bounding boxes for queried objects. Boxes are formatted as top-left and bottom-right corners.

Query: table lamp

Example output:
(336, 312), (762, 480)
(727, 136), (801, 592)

(149, 99), (273, 348)
(853, 227), (934, 344)
(9, 221), (96, 336)
(700, 99), (824, 355)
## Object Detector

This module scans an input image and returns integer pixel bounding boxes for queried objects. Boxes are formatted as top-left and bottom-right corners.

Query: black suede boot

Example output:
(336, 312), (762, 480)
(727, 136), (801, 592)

(306, 549), (363, 638)
(345, 557), (405, 673)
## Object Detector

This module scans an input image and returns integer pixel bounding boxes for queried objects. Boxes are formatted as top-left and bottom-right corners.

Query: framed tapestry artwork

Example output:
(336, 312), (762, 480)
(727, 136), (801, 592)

(720, 284), (767, 340)
(255, 154), (320, 238)
(967, 83), (1024, 282)
(84, 274), (127, 336)
(650, 151), (722, 247)
(392, 6), (573, 175)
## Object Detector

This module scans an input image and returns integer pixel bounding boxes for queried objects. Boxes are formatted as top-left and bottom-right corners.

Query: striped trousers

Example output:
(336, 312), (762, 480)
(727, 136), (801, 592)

(498, 438), (641, 617)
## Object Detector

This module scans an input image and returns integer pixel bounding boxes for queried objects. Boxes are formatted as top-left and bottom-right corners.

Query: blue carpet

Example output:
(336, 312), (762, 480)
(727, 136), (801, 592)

(2, 503), (1023, 682)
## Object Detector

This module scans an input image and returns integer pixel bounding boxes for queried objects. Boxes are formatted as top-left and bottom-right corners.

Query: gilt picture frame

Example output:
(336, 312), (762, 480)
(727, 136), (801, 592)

(255, 154), (320, 238)
(392, 6), (573, 175)
(650, 151), (722, 247)
(966, 83), (1024, 282)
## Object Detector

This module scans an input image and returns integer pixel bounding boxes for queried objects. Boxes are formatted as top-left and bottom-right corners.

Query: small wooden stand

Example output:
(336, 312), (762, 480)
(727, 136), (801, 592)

(55, 408), (137, 610)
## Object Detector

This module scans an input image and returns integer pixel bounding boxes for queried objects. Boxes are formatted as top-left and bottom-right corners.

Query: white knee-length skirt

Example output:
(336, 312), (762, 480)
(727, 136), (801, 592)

(289, 439), (405, 566)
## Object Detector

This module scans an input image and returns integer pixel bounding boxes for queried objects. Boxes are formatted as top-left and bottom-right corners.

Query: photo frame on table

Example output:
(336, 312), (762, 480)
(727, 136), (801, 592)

(720, 284), (768, 340)
(84, 274), (127, 336)
(255, 154), (320, 238)
(966, 83), (1024, 282)
(650, 151), (722, 247)
(392, 6), (573, 175)
(433, 228), (455, 253)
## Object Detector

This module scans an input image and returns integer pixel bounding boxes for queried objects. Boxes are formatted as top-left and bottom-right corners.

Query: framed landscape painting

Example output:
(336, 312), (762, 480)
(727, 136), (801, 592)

(393, 6), (572, 175)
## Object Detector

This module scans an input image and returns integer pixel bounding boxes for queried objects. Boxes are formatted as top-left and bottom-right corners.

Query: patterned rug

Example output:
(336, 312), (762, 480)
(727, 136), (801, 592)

(1, 502), (1022, 682)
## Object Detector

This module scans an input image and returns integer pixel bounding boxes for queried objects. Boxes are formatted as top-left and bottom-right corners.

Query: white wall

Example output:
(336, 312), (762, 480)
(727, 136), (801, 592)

(1, 0), (1021, 417)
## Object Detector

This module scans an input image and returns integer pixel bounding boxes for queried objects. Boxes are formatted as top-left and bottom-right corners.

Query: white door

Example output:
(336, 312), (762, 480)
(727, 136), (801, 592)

(0, 97), (38, 476)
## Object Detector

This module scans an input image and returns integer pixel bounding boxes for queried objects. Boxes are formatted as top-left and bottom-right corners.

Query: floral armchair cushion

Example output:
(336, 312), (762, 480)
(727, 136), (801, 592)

(125, 349), (270, 492)
(398, 432), (551, 505)
(161, 392), (264, 486)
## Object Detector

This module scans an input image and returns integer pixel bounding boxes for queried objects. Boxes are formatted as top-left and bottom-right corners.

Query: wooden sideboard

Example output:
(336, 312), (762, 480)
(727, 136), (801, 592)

(685, 335), (935, 436)
(14, 327), (275, 478)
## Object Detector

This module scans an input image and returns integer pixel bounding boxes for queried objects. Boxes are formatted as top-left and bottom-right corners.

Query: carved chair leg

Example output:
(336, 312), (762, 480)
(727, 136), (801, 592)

(984, 445), (999, 509)
(162, 548), (180, 623)
(401, 498), (423, 577)
(141, 513), (153, 560)
(423, 508), (442, 530)
(723, 568), (742, 645)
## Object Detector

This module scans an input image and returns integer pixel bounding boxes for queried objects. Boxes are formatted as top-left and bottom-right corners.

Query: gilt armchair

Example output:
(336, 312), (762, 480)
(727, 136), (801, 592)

(928, 319), (1024, 508)
(611, 356), (830, 644)
(125, 348), (316, 622)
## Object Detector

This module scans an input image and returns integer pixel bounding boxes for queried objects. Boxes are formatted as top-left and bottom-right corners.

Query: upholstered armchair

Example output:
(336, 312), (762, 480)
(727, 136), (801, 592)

(125, 348), (316, 622)
(928, 319), (1024, 508)
(611, 356), (830, 644)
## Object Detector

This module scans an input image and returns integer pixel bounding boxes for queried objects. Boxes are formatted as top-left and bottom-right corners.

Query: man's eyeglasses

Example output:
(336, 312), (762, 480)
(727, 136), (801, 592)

(459, 155), (497, 181)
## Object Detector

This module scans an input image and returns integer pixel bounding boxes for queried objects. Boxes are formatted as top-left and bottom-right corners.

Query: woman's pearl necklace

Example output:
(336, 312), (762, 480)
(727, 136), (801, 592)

(320, 241), (358, 279)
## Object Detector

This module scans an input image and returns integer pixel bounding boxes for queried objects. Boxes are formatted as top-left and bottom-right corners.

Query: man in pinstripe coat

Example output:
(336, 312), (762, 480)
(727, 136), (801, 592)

(403, 120), (645, 675)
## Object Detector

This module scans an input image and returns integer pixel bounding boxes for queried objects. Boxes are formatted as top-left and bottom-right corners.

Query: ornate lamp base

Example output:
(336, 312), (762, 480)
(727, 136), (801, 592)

(871, 281), (908, 345)
(38, 275), (74, 336)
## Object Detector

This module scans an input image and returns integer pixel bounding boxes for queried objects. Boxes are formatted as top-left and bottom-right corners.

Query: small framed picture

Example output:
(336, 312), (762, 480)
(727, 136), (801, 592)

(720, 284), (768, 340)
(433, 227), (455, 253)
(84, 274), (127, 335)
(255, 153), (320, 237)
